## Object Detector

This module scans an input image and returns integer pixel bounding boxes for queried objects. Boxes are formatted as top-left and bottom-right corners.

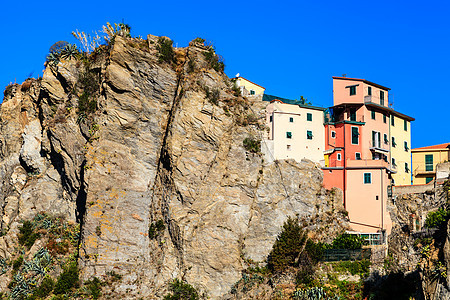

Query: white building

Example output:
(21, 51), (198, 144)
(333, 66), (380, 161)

(263, 100), (326, 165)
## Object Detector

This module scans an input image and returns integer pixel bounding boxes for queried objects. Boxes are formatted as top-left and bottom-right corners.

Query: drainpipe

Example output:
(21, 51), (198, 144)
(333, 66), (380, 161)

(381, 168), (384, 231)
(343, 121), (346, 209)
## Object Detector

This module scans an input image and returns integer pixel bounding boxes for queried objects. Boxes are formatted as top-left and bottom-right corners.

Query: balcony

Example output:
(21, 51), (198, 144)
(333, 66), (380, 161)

(364, 95), (394, 108)
(390, 163), (398, 173)
(369, 141), (390, 154)
(413, 166), (435, 176)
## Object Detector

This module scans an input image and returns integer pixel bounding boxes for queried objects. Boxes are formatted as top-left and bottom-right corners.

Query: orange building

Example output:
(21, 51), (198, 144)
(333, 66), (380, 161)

(322, 77), (414, 239)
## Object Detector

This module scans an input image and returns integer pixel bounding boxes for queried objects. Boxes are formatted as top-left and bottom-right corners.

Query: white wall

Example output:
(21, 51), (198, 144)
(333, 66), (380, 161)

(265, 102), (325, 164)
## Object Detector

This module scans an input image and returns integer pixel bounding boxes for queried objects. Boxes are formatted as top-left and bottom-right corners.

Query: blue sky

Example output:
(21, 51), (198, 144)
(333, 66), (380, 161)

(2, 0), (449, 148)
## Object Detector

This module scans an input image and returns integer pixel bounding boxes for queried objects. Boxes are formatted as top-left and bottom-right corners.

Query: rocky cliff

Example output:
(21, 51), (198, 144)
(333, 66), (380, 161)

(0, 34), (348, 298)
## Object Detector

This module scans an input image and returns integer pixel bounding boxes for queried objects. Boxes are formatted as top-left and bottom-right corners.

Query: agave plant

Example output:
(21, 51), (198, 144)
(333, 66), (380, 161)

(46, 52), (60, 67)
(61, 43), (79, 60)
(0, 257), (7, 275)
(41, 218), (53, 230)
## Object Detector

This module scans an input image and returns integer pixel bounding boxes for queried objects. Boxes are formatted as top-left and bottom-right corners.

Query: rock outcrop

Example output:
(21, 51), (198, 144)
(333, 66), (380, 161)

(0, 35), (347, 298)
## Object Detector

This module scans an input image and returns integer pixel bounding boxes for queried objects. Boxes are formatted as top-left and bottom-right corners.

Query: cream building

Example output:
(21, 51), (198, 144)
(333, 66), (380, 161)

(264, 100), (326, 164)
(233, 76), (265, 98)
(412, 143), (450, 184)
(390, 113), (414, 185)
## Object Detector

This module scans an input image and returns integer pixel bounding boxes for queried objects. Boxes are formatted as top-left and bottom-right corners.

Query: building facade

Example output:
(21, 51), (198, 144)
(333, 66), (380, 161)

(412, 143), (450, 184)
(233, 76), (265, 98)
(322, 77), (414, 236)
(264, 100), (326, 164)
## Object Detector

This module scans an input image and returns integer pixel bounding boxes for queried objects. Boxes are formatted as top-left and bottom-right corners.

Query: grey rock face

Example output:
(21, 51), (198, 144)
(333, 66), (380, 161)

(0, 35), (347, 298)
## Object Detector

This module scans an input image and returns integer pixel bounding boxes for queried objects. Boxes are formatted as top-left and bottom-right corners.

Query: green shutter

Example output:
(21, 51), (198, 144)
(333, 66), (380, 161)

(426, 177), (433, 184)
(425, 154), (433, 171)
(307, 130), (313, 140)
(371, 111), (376, 120)
(364, 173), (371, 184)
(404, 120), (408, 131)
(351, 127), (359, 144)
(307, 113), (312, 121)
(391, 116), (395, 126)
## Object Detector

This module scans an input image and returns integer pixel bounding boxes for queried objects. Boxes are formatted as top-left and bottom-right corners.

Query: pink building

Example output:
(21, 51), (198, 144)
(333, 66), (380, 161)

(323, 77), (402, 238)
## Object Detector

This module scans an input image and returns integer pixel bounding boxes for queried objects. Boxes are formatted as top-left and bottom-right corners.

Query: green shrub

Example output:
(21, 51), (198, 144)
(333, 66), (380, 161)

(12, 255), (23, 271)
(54, 261), (79, 294)
(78, 92), (97, 116)
(18, 220), (40, 249)
(149, 219), (165, 239)
(163, 278), (199, 300)
(203, 86), (219, 105)
(86, 277), (102, 299)
(243, 137), (261, 153)
(333, 259), (371, 276)
(267, 217), (308, 272)
(30, 276), (55, 299)
(203, 46), (224, 72)
(157, 37), (175, 64)
(192, 37), (205, 44)
(331, 233), (364, 250)
(425, 208), (450, 228)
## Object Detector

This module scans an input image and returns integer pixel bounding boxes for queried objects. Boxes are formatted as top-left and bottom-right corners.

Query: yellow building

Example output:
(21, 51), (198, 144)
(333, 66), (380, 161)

(233, 76), (265, 97)
(412, 143), (450, 184)
(390, 113), (414, 185)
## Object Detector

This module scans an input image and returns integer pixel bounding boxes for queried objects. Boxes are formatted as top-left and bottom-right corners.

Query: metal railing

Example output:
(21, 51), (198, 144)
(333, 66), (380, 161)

(322, 248), (371, 262)
(364, 95), (394, 107)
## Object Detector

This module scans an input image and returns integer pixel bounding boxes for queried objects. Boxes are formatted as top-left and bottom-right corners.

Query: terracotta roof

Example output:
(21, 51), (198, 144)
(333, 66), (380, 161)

(233, 77), (265, 89)
(412, 143), (450, 151)
(332, 76), (391, 91)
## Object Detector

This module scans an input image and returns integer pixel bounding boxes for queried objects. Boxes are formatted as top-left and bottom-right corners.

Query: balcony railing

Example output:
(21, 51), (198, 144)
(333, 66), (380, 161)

(325, 114), (364, 123)
(414, 166), (435, 176)
(364, 95), (394, 108)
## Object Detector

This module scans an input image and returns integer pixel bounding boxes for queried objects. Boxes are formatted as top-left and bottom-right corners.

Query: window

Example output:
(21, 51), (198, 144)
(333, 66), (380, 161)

(392, 158), (397, 167)
(250, 90), (255, 95)
(372, 131), (381, 148)
(404, 141), (409, 151)
(383, 114), (387, 123)
(287, 145), (291, 150)
(392, 137), (397, 147)
(351, 127), (359, 144)
(269, 115), (273, 122)
(307, 130), (313, 140)
(350, 109), (356, 121)
(364, 173), (372, 184)
(405, 163), (409, 173)
(368, 86), (372, 96)
(371, 111), (376, 120)
(350, 86), (356, 96)
(426, 177), (433, 184)
(307, 113), (312, 121)
(404, 120), (408, 131)
(391, 115), (395, 126)
(380, 91), (385, 106)
(337, 153), (341, 161)
(289, 117), (294, 123)
(383, 155), (388, 162)
(355, 152), (361, 160)
(384, 134), (389, 144)
(331, 131), (336, 138)
(425, 154), (433, 171)
(286, 132), (292, 139)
